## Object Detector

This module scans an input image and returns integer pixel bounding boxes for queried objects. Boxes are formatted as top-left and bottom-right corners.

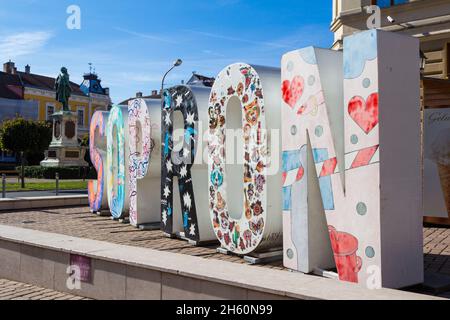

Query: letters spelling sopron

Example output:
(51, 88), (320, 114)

(88, 30), (423, 289)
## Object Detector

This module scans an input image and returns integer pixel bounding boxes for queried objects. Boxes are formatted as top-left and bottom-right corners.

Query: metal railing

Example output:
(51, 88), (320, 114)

(1, 174), (61, 199)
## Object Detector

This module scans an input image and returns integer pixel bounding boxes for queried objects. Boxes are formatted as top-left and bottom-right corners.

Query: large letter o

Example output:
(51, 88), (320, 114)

(208, 63), (282, 255)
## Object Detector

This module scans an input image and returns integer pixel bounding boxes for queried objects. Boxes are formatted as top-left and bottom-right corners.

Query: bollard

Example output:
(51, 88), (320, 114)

(55, 173), (59, 196)
(20, 151), (25, 189)
(2, 174), (5, 198)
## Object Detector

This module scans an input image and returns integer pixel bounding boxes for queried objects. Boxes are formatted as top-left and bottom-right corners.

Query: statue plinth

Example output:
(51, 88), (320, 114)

(41, 111), (88, 168)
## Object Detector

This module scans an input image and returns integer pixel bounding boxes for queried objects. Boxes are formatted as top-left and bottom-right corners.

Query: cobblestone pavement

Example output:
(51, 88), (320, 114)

(0, 207), (449, 297)
(424, 228), (450, 275)
(0, 207), (265, 267)
(0, 279), (91, 300)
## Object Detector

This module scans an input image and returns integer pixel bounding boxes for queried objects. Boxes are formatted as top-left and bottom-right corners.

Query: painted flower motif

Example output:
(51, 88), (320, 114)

(244, 99), (260, 126)
(213, 210), (219, 227)
(247, 184), (255, 201)
(256, 161), (265, 173)
(208, 106), (215, 117)
(227, 86), (236, 95)
(210, 91), (217, 104)
(255, 88), (263, 99)
(244, 164), (252, 183)
(209, 186), (216, 199)
(249, 217), (264, 235)
(243, 124), (251, 144)
(214, 103), (222, 115)
(251, 200), (264, 216)
(220, 212), (229, 230)
(255, 175), (265, 193)
(251, 148), (260, 163)
(243, 230), (252, 247)
(217, 194), (226, 211)
(224, 232), (231, 245)
(239, 238), (246, 251)
(242, 94), (249, 104)
(209, 108), (218, 129)
(217, 229), (223, 240)
(237, 82), (244, 96)
(245, 77), (251, 89)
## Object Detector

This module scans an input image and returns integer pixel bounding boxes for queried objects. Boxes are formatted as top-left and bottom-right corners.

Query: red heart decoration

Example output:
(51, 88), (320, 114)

(348, 93), (379, 134)
(282, 76), (304, 109)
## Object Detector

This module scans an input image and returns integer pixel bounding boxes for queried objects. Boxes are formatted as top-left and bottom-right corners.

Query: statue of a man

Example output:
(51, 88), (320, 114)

(55, 67), (72, 112)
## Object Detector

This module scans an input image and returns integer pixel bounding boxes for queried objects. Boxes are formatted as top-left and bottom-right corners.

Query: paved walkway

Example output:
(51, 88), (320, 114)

(424, 228), (450, 275)
(0, 207), (282, 267)
(0, 279), (90, 300)
(0, 206), (449, 297)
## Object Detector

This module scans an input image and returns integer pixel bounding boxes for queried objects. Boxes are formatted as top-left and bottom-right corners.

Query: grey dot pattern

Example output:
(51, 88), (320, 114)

(366, 246), (375, 258)
(291, 125), (297, 136)
(357, 202), (367, 216)
(287, 249), (294, 259)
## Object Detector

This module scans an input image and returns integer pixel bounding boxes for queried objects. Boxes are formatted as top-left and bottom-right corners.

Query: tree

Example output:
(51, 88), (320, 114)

(0, 117), (52, 156)
(81, 134), (92, 167)
(0, 117), (52, 187)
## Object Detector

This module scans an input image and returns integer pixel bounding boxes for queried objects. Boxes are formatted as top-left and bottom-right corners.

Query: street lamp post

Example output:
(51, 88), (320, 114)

(161, 59), (183, 95)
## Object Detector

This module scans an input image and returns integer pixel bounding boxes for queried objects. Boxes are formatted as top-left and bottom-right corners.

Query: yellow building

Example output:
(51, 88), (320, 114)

(1, 61), (111, 138)
(331, 0), (450, 78)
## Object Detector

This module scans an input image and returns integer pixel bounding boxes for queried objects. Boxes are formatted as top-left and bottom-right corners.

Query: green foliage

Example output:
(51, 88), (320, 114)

(81, 134), (89, 147)
(6, 180), (88, 192)
(80, 134), (92, 167)
(17, 166), (97, 180)
(0, 117), (52, 156)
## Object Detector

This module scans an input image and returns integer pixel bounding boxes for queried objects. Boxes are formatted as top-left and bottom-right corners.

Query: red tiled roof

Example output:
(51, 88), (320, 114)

(17, 71), (86, 96)
(0, 85), (22, 100)
(0, 70), (86, 98)
(0, 72), (23, 100)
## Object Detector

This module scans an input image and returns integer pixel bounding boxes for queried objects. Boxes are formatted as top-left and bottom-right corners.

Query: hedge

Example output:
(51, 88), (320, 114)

(17, 166), (97, 180)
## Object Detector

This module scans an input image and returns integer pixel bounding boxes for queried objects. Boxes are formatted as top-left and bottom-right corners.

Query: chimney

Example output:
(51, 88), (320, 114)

(3, 61), (15, 74)
(136, 92), (143, 98)
(25, 64), (31, 74)
(104, 88), (110, 96)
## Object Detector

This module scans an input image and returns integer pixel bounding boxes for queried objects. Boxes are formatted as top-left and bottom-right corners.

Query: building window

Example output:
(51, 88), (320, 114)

(46, 104), (55, 121)
(372, 0), (408, 7)
(77, 108), (85, 127)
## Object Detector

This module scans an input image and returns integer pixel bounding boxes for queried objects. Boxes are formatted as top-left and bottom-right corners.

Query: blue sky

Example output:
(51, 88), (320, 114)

(0, 0), (333, 103)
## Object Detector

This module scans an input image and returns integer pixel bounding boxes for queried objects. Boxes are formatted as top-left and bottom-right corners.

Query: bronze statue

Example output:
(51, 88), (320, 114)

(55, 67), (72, 112)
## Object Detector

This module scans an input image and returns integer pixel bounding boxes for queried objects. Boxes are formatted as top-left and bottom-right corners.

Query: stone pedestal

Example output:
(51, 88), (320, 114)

(41, 111), (88, 168)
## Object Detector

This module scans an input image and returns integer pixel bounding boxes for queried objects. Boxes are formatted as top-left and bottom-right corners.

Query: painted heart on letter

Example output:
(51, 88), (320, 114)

(282, 76), (304, 109)
(348, 93), (379, 134)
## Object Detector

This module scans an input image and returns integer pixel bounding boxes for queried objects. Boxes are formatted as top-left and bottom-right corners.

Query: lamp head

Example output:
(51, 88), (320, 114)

(174, 59), (183, 67)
